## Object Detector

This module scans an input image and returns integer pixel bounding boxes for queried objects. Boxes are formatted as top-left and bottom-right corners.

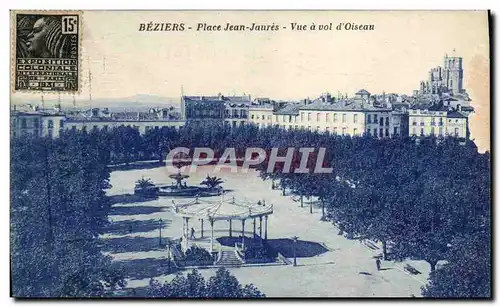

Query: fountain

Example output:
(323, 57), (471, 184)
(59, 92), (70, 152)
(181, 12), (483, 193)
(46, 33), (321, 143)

(157, 160), (222, 197)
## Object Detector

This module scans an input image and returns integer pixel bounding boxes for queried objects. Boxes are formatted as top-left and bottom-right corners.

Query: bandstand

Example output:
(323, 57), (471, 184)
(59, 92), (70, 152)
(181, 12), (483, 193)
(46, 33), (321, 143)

(171, 195), (274, 254)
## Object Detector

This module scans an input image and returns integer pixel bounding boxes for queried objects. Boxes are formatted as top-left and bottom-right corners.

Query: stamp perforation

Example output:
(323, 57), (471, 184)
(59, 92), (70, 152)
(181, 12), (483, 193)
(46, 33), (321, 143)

(10, 10), (84, 95)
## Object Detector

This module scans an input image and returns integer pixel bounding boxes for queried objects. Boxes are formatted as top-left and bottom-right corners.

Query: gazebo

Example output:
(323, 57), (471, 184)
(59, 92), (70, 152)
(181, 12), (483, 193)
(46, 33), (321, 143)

(171, 195), (273, 253)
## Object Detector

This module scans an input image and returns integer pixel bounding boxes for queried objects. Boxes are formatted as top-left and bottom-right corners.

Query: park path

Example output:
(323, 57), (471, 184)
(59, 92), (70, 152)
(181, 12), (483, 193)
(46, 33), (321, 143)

(102, 165), (430, 297)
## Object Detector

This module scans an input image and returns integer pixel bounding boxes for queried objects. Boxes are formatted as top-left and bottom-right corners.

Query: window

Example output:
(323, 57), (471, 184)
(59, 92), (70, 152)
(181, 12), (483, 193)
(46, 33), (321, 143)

(21, 118), (27, 128)
(354, 114), (358, 124)
(342, 113), (347, 123)
(301, 112), (304, 121)
(59, 120), (64, 128)
(412, 121), (417, 126)
(289, 115), (292, 122)
(333, 113), (338, 122)
(262, 115), (265, 120)
(431, 119), (436, 126)
(379, 117), (384, 126)
(367, 114), (371, 124)
(420, 128), (424, 136)
(393, 127), (399, 136)
(385, 117), (389, 126)
(295, 125), (299, 130)
(342, 127), (346, 135)
(373, 114), (378, 123)
(385, 128), (389, 137)
(353, 128), (358, 135)
(316, 113), (320, 121)
(34, 118), (40, 128)
(333, 127), (337, 134)
(326, 113), (330, 122)
(307, 113), (311, 121)
(283, 115), (287, 123)
(439, 118), (444, 126)
(251, 114), (255, 120)
(367, 128), (371, 135)
(373, 129), (377, 137)
(379, 128), (383, 137)
(47, 129), (51, 138)
(420, 121), (425, 126)
(48, 120), (54, 129)
(103, 125), (108, 131)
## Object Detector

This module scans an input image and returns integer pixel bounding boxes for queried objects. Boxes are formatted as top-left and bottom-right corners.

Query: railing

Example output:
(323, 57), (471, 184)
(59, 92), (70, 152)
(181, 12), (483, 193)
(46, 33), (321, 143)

(170, 242), (183, 260)
(277, 252), (292, 265)
(234, 248), (246, 264)
(235, 242), (245, 253)
(215, 249), (223, 265)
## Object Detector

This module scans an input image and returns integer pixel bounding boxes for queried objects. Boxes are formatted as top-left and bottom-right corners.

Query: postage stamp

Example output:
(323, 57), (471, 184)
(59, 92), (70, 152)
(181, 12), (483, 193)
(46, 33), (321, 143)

(9, 10), (491, 299)
(11, 11), (81, 92)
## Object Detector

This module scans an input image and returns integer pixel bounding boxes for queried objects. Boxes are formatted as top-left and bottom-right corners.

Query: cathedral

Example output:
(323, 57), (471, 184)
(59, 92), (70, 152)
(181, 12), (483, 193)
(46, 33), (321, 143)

(418, 54), (465, 96)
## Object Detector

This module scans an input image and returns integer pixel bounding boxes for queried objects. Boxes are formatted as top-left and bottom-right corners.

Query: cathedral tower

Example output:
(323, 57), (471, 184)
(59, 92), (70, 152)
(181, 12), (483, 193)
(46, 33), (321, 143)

(443, 54), (463, 95)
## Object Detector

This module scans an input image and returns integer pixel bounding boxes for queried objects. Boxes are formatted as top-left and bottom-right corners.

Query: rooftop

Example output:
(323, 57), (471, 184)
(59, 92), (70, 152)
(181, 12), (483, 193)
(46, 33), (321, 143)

(355, 89), (371, 96)
(299, 99), (391, 112)
(172, 196), (273, 221)
(275, 103), (301, 115)
(447, 111), (468, 119)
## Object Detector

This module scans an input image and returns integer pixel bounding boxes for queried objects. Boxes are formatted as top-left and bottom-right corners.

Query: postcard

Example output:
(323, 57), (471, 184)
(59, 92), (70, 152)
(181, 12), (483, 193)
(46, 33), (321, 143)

(10, 10), (491, 298)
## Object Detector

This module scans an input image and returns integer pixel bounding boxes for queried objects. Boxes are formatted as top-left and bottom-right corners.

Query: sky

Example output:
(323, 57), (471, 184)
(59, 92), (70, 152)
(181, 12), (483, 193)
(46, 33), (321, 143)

(11, 10), (490, 151)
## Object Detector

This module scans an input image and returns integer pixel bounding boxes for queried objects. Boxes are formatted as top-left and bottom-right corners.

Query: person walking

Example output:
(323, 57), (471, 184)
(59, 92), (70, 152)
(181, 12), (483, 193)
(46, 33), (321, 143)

(190, 227), (196, 240)
(376, 258), (382, 271)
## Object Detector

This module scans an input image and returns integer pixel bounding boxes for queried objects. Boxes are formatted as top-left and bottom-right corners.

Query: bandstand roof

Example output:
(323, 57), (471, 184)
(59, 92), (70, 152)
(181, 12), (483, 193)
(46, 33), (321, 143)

(171, 196), (273, 221)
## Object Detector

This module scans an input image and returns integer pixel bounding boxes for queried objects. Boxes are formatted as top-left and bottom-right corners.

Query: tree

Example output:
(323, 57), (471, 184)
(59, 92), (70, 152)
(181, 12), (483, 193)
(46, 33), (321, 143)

(11, 134), (125, 297)
(200, 175), (223, 190)
(135, 177), (154, 190)
(147, 268), (265, 298)
(422, 229), (491, 298)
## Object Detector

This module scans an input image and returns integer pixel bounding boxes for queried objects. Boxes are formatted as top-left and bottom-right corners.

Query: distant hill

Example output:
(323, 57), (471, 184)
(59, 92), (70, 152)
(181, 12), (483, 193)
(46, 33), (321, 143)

(11, 94), (181, 111)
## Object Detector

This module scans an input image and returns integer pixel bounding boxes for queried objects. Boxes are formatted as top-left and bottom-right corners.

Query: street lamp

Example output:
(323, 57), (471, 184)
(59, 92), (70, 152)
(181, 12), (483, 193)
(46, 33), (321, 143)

(291, 236), (299, 266)
(159, 218), (163, 247)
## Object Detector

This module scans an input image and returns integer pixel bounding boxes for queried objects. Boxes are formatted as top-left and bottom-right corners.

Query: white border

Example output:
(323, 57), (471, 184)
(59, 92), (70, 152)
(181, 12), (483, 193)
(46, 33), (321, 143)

(2, 1), (497, 307)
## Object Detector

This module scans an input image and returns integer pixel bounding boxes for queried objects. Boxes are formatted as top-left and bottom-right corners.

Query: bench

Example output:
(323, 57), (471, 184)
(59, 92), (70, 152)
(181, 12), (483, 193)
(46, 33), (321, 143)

(404, 264), (421, 275)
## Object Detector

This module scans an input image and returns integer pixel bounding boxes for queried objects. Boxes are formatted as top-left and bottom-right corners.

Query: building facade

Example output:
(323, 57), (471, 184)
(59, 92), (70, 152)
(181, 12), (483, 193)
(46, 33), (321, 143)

(11, 105), (184, 138)
(182, 94), (252, 127)
(408, 106), (468, 139)
(248, 105), (274, 128)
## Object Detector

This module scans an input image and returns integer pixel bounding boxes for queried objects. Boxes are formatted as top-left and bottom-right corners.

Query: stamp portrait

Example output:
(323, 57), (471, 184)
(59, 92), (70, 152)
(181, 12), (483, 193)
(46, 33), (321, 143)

(13, 12), (81, 92)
